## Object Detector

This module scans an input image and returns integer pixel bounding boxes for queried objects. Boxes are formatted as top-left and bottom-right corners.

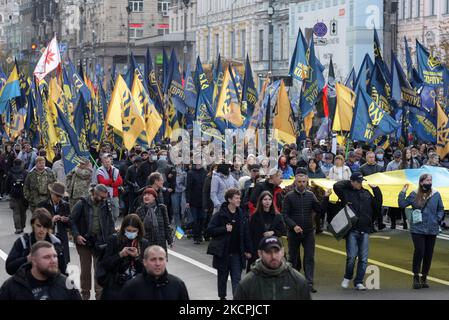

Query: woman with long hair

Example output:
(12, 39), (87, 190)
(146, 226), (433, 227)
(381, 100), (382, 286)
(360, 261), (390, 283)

(247, 191), (286, 272)
(399, 148), (420, 169)
(278, 155), (294, 179)
(100, 214), (149, 300)
(328, 155), (351, 181)
(306, 158), (325, 179)
(399, 174), (445, 289)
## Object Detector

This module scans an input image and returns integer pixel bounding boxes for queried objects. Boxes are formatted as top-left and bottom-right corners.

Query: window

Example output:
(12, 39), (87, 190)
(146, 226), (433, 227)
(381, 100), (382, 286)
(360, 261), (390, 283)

(430, 0), (435, 15)
(190, 13), (194, 28)
(259, 29), (264, 60)
(416, 0), (420, 17)
(181, 15), (184, 31)
(158, 1), (169, 16)
(230, 30), (235, 58)
(130, 27), (144, 38)
(402, 0), (406, 19)
(445, 0), (449, 14)
(129, 1), (143, 12)
(240, 29), (246, 59)
(409, 0), (412, 18)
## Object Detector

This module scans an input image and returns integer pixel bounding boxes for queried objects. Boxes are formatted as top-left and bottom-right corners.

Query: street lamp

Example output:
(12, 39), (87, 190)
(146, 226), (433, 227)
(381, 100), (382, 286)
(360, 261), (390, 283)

(182, 0), (190, 74)
(126, 4), (132, 66)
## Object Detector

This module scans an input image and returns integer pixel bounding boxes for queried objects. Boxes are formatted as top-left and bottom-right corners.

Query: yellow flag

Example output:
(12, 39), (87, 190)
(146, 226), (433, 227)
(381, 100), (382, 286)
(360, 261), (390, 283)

(216, 68), (244, 127)
(437, 102), (449, 159)
(42, 80), (60, 160)
(131, 71), (162, 146)
(333, 82), (355, 132)
(106, 75), (145, 150)
(273, 80), (296, 145)
(304, 112), (314, 137)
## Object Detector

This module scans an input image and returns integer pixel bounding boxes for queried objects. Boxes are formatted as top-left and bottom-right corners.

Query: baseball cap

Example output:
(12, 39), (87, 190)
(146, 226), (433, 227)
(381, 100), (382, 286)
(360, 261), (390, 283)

(259, 236), (283, 251)
(295, 167), (308, 176)
(350, 172), (366, 183)
(393, 150), (402, 158)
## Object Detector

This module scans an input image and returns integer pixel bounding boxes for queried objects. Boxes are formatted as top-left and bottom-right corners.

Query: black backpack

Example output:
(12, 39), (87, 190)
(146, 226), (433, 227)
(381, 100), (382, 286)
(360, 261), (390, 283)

(10, 176), (25, 199)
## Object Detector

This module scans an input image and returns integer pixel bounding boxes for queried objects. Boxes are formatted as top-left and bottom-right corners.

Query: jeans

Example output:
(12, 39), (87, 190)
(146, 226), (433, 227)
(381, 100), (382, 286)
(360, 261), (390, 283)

(287, 231), (315, 285)
(411, 233), (437, 276)
(190, 206), (205, 241)
(217, 254), (242, 299)
(110, 197), (120, 222)
(344, 230), (369, 285)
(171, 192), (185, 227)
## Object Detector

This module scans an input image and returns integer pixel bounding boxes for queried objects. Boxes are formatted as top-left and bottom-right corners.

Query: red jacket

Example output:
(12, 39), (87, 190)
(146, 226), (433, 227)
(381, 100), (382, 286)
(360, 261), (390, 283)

(97, 166), (123, 198)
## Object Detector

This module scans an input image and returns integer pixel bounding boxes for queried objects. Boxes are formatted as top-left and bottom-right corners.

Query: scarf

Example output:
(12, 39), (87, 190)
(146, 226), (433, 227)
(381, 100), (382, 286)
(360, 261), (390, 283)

(253, 258), (288, 277)
(143, 202), (159, 232)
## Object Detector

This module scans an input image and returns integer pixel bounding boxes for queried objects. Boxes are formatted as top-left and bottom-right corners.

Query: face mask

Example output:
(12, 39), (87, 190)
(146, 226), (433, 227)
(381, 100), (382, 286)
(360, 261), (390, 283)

(422, 183), (432, 192)
(159, 156), (167, 161)
(125, 231), (138, 240)
(151, 156), (157, 161)
(376, 154), (384, 161)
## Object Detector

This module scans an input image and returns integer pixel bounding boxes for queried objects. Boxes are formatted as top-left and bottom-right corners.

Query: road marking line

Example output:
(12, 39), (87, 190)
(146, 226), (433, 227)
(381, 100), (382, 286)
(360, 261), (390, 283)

(0, 249), (8, 261)
(316, 244), (449, 286)
(168, 249), (217, 276)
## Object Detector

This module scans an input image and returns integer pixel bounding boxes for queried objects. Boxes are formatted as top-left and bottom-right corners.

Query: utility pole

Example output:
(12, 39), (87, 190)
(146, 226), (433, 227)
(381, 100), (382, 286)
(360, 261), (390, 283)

(126, 4), (132, 66)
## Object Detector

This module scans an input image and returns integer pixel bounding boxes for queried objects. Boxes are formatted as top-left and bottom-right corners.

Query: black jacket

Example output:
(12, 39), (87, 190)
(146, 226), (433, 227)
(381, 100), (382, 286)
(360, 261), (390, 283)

(202, 175), (213, 214)
(121, 270), (189, 300)
(333, 180), (383, 233)
(100, 234), (150, 299)
(37, 198), (71, 263)
(249, 180), (284, 214)
(0, 264), (81, 300)
(186, 167), (207, 208)
(5, 233), (66, 275)
(136, 160), (158, 188)
(249, 210), (286, 256)
(136, 204), (173, 249)
(70, 196), (116, 245)
(5, 165), (27, 199)
(359, 163), (385, 176)
(282, 188), (328, 234)
(206, 202), (252, 269)
(125, 164), (140, 192)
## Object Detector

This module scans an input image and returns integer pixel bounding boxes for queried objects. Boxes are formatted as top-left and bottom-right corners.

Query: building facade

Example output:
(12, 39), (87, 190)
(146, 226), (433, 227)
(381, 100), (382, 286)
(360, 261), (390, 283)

(397, 0), (449, 65)
(289, 0), (386, 81)
(1, 0), (21, 62)
(195, 0), (290, 87)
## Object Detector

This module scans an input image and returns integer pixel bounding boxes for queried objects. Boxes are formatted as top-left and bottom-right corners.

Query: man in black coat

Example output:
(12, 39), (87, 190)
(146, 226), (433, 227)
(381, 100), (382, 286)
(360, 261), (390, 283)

(70, 184), (115, 300)
(0, 241), (81, 300)
(333, 172), (382, 291)
(137, 150), (158, 187)
(38, 182), (71, 265)
(5, 158), (28, 234)
(125, 156), (143, 214)
(282, 171), (331, 293)
(186, 164), (207, 244)
(120, 245), (189, 300)
(206, 188), (252, 300)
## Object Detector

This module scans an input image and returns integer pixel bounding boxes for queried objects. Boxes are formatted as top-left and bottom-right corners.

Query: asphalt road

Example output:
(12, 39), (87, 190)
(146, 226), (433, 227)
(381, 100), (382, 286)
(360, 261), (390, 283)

(0, 199), (448, 300)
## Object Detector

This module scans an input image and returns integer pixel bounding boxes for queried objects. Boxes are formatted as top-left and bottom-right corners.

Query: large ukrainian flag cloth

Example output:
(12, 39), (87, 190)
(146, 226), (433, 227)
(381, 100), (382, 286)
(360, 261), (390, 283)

(282, 166), (449, 208)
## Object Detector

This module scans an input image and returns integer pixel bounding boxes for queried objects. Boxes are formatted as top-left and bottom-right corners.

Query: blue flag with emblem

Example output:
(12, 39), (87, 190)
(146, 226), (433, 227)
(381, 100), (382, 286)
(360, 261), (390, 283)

(184, 63), (197, 130)
(67, 58), (92, 104)
(0, 64), (21, 114)
(416, 39), (444, 87)
(242, 55), (258, 129)
(345, 67), (356, 90)
(408, 106), (437, 143)
(289, 27), (309, 81)
(404, 37), (423, 89)
(374, 27), (391, 84)
(0, 65), (7, 91)
(350, 85), (399, 143)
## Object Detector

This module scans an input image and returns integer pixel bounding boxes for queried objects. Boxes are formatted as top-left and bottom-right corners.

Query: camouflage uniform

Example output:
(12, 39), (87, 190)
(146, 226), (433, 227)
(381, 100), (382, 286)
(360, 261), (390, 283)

(23, 168), (56, 213)
(66, 166), (93, 209)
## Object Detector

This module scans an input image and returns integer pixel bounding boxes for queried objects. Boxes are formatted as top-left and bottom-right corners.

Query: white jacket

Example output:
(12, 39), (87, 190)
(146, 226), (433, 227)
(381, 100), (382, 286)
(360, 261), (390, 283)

(328, 165), (351, 181)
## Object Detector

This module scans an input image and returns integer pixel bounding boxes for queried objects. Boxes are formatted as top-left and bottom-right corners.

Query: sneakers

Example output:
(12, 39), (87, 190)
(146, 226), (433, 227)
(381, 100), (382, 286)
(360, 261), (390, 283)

(341, 278), (351, 289)
(420, 276), (429, 289)
(355, 283), (367, 291)
(309, 285), (317, 293)
(413, 275), (421, 289)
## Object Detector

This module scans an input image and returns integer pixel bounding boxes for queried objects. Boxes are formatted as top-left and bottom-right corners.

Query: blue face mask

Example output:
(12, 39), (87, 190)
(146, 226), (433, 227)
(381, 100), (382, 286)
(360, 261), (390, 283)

(159, 156), (167, 161)
(125, 231), (138, 240)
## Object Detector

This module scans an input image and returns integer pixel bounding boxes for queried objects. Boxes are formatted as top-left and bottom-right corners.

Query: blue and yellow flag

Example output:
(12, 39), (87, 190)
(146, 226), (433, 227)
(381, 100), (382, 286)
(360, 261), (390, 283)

(162, 49), (171, 94)
(373, 28), (392, 84)
(355, 54), (373, 92)
(369, 61), (394, 115)
(131, 67), (162, 146)
(184, 64), (197, 130)
(289, 27), (309, 81)
(212, 54), (224, 107)
(106, 74), (146, 150)
(168, 50), (188, 115)
(175, 226), (185, 240)
(0, 65), (7, 91)
(437, 102), (449, 159)
(416, 39), (444, 87)
(350, 85), (399, 143)
(404, 37), (423, 88)
(408, 106), (437, 144)
(0, 65), (21, 114)
(391, 52), (420, 108)
(67, 58), (92, 105)
(345, 67), (356, 90)
(216, 67), (245, 128)
(273, 80), (296, 145)
(242, 55), (257, 129)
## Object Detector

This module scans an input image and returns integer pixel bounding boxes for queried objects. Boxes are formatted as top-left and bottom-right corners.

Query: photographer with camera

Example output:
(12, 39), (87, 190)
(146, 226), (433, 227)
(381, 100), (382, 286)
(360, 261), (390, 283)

(70, 184), (116, 300)
(99, 214), (149, 300)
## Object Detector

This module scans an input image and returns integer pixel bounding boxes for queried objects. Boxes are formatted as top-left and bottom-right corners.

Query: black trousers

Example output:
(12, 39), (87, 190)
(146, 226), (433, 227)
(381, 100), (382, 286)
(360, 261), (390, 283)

(287, 230), (315, 285)
(411, 233), (437, 276)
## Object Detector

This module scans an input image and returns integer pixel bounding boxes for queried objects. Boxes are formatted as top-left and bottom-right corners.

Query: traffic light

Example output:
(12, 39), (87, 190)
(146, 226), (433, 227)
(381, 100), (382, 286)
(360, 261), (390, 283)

(31, 43), (37, 51)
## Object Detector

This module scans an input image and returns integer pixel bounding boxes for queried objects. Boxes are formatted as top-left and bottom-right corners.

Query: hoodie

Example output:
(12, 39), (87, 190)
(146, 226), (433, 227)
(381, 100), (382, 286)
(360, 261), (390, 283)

(210, 172), (239, 208)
